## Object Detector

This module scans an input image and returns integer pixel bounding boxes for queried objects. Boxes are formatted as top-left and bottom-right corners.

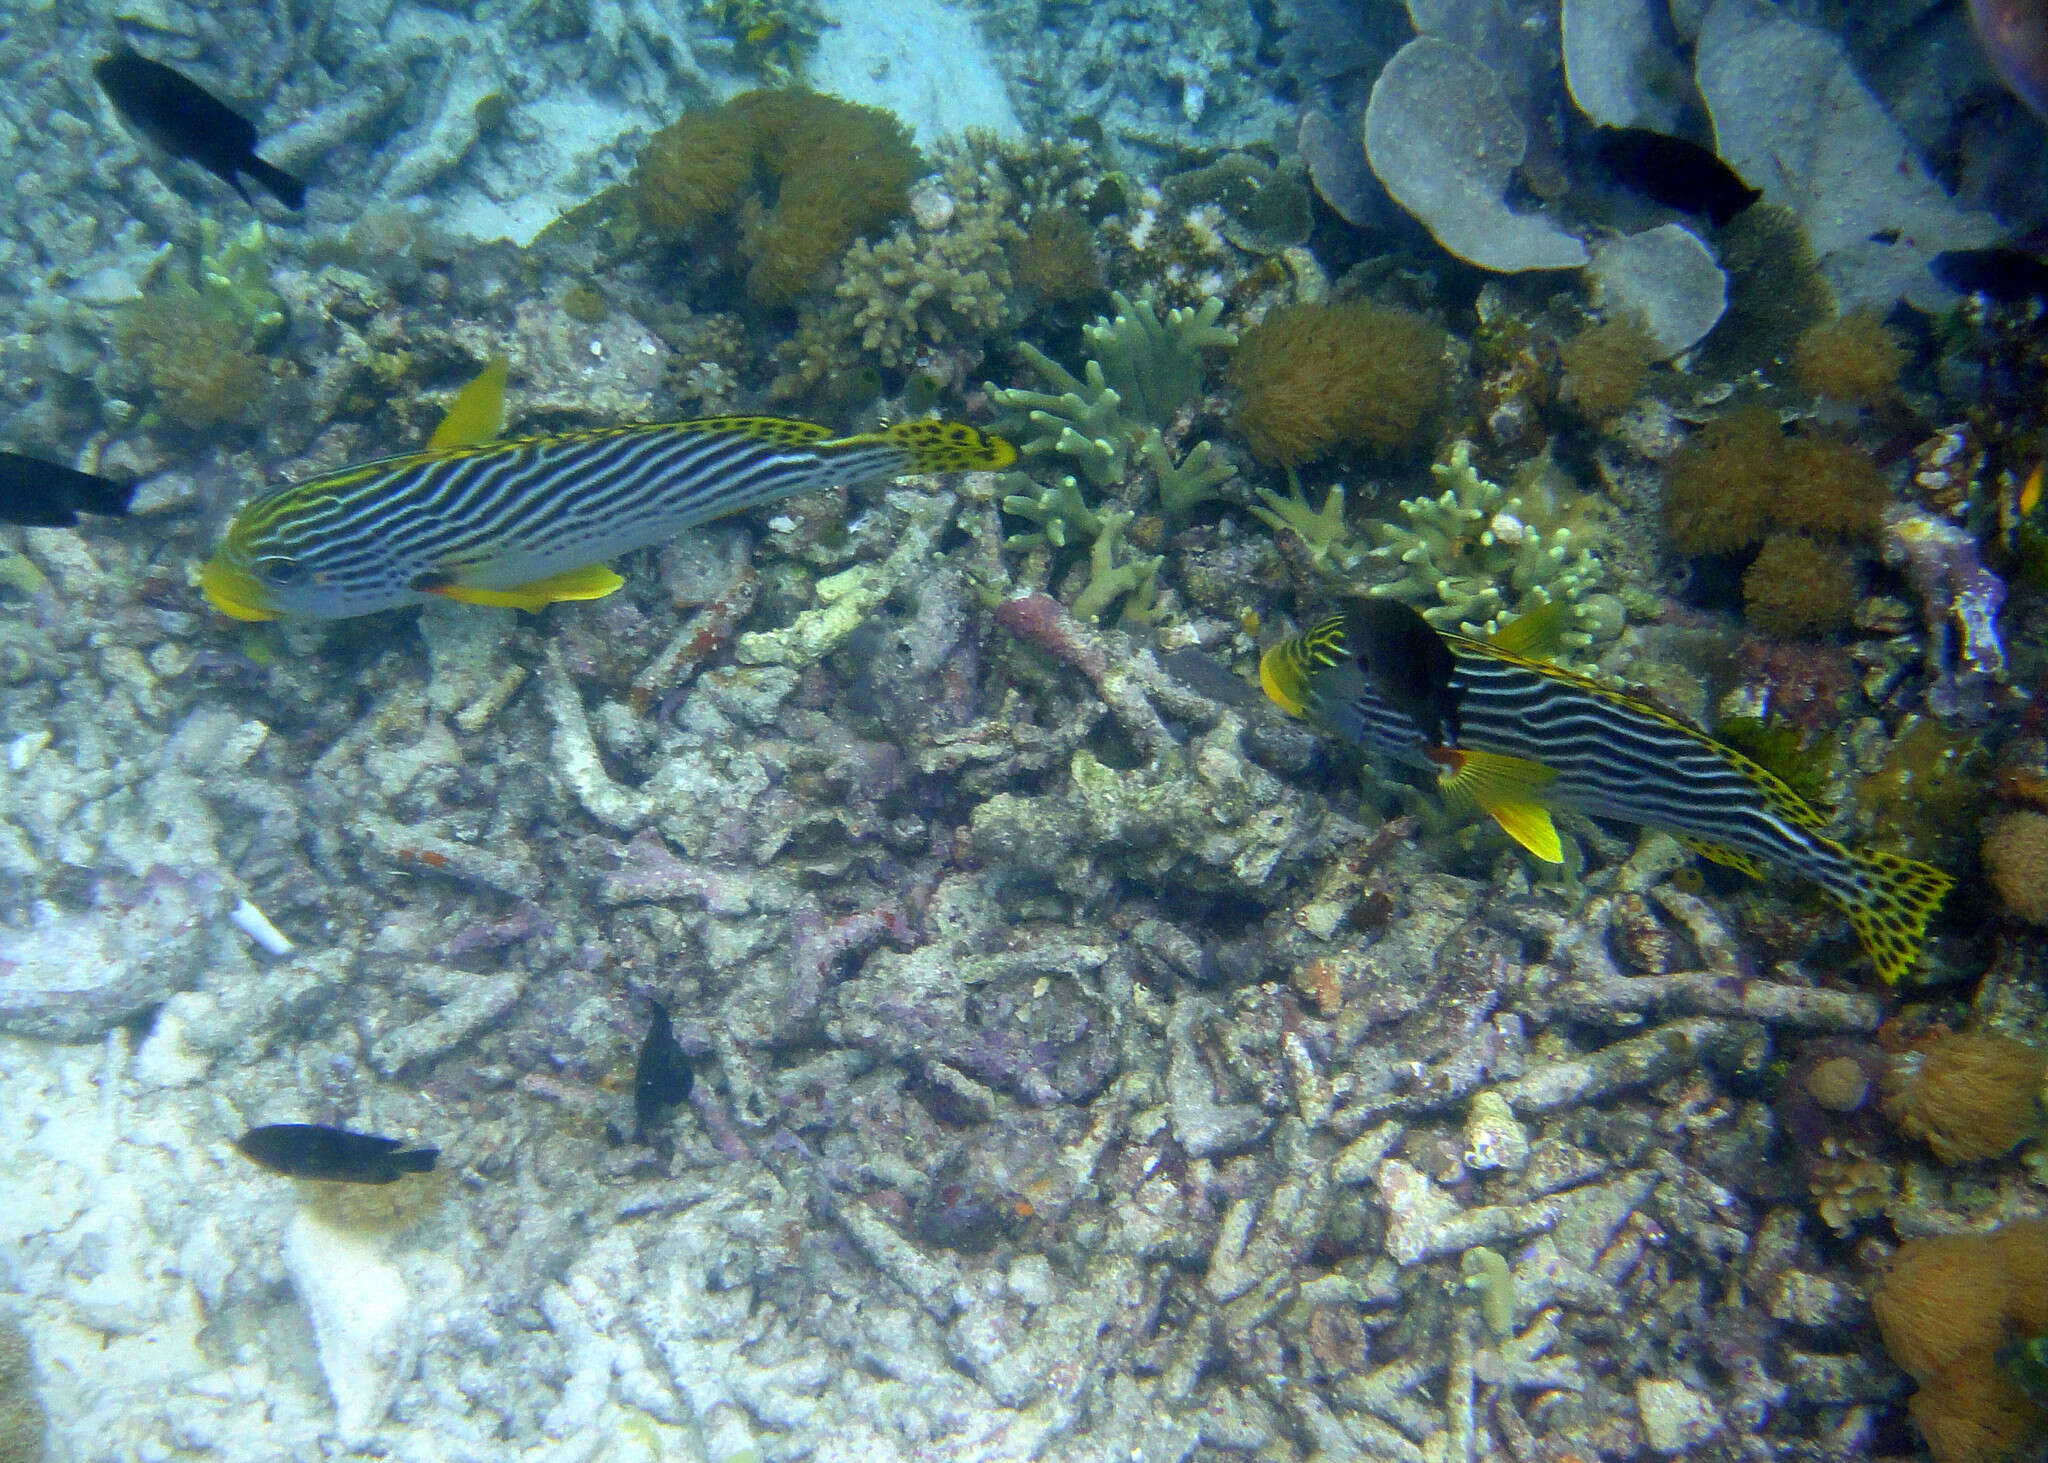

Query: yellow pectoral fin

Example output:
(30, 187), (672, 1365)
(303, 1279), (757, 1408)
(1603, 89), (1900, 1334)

(1438, 748), (1564, 863)
(1259, 641), (1310, 718)
(1676, 834), (1768, 880)
(1485, 599), (1569, 661)
(427, 357), (509, 452)
(420, 563), (624, 611)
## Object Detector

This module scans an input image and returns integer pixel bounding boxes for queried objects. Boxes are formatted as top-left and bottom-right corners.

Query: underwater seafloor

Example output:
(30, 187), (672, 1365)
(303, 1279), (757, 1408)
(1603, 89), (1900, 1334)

(3, 0), (2048, 1460)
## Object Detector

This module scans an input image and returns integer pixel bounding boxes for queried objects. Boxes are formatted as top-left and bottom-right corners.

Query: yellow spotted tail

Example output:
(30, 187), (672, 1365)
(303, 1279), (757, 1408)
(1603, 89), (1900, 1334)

(1831, 843), (1953, 985)
(841, 419), (1018, 474)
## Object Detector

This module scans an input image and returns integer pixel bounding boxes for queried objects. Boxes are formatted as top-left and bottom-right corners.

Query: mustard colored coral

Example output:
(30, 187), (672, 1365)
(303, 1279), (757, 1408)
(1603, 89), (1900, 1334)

(1884, 1030), (2047, 1163)
(1230, 299), (1449, 467)
(635, 89), (920, 307)
(1983, 811), (2048, 924)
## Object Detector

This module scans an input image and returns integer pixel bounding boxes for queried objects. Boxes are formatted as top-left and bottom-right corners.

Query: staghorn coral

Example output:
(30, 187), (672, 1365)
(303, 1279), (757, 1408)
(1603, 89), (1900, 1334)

(635, 89), (920, 307)
(1363, 441), (1624, 650)
(1067, 508), (1161, 625)
(1983, 811), (2048, 923)
(1663, 406), (1888, 556)
(1884, 1030), (2048, 1163)
(1742, 534), (1859, 638)
(1249, 477), (1364, 575)
(1230, 299), (1450, 466)
(1795, 308), (1909, 406)
(1559, 312), (1659, 420)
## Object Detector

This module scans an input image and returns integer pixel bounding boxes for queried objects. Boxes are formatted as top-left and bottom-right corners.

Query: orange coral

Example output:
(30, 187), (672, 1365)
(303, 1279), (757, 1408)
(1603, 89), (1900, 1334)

(1794, 309), (1907, 406)
(635, 89), (920, 307)
(1559, 313), (1658, 419)
(1872, 1232), (2016, 1382)
(1910, 1345), (2048, 1463)
(1663, 406), (1887, 556)
(1885, 1030), (2048, 1163)
(1989, 1220), (2048, 1333)
(1983, 811), (2048, 924)
(1230, 300), (1450, 467)
(1742, 533), (1858, 637)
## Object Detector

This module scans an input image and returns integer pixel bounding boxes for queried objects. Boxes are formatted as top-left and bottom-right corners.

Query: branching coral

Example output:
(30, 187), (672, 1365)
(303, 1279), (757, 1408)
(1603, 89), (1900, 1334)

(118, 219), (287, 431)
(1249, 478), (1365, 575)
(1230, 299), (1450, 466)
(1362, 442), (1623, 649)
(635, 89), (920, 307)
(1069, 509), (1162, 624)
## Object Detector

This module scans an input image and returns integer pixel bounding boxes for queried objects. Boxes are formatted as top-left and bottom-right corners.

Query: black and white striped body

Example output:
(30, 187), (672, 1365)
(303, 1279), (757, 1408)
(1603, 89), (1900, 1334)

(222, 419), (916, 620)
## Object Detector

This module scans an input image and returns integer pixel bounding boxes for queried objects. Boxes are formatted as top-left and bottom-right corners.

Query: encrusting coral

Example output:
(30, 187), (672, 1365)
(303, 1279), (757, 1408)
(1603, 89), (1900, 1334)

(1794, 308), (1907, 407)
(1873, 1222), (2048, 1463)
(635, 89), (920, 307)
(1663, 405), (1888, 560)
(1742, 533), (1858, 638)
(1559, 312), (1659, 420)
(118, 219), (287, 432)
(1883, 1030), (2047, 1163)
(1229, 299), (1450, 467)
(1982, 811), (2048, 924)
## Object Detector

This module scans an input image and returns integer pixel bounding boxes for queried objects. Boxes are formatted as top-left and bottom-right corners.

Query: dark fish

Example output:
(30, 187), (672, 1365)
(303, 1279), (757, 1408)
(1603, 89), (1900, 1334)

(0, 451), (135, 527)
(93, 49), (305, 211)
(632, 1003), (693, 1142)
(1931, 246), (2048, 303)
(235, 1123), (438, 1184)
(1592, 126), (1760, 228)
(1260, 599), (1953, 984)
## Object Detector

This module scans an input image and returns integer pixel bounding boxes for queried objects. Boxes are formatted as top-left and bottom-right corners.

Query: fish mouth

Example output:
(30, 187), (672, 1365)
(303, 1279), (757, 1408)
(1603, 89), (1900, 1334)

(199, 555), (280, 621)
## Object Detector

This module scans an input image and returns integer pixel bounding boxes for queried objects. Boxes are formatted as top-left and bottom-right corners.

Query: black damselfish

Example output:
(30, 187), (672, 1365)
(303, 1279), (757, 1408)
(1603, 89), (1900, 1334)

(1592, 126), (1760, 228)
(1260, 599), (1952, 984)
(235, 1123), (438, 1184)
(0, 451), (135, 527)
(1932, 246), (2048, 303)
(632, 1003), (694, 1142)
(94, 50), (305, 211)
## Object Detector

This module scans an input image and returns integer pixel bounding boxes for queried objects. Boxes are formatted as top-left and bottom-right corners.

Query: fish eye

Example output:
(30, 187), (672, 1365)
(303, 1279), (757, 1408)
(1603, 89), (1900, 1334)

(256, 553), (305, 586)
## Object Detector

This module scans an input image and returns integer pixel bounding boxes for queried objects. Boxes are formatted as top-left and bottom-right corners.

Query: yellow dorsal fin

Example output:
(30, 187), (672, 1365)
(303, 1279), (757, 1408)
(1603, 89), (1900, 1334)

(420, 562), (623, 611)
(428, 357), (509, 452)
(1486, 600), (1569, 660)
(1676, 834), (1768, 880)
(1438, 748), (1564, 862)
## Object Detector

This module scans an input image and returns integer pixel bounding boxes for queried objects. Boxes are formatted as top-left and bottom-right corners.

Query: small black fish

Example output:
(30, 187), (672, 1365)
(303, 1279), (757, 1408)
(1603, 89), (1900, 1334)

(235, 1123), (438, 1184)
(632, 1003), (694, 1142)
(94, 49), (305, 211)
(1931, 246), (2048, 303)
(0, 451), (135, 528)
(1592, 126), (1760, 228)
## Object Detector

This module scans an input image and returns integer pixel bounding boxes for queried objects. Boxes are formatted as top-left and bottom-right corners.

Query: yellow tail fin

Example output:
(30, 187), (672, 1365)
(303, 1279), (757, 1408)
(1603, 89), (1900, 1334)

(1836, 844), (1953, 984)
(854, 419), (1018, 474)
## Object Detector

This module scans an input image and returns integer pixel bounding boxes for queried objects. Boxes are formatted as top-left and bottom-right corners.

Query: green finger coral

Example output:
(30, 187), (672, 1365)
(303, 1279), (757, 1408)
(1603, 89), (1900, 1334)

(1364, 442), (1623, 652)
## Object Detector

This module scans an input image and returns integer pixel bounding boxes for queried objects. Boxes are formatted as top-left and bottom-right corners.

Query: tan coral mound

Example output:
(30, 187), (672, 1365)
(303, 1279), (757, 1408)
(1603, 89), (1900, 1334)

(1885, 1030), (2048, 1164)
(1983, 811), (2048, 924)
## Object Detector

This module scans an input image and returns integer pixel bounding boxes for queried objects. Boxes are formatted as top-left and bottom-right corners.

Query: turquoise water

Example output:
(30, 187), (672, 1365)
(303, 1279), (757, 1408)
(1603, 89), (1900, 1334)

(0, 2), (2045, 1459)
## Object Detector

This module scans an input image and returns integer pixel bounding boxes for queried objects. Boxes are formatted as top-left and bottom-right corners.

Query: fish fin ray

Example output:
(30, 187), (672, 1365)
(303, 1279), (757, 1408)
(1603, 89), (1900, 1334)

(1834, 844), (1953, 985)
(1438, 749), (1564, 863)
(417, 562), (624, 611)
(1486, 600), (1569, 660)
(428, 357), (509, 452)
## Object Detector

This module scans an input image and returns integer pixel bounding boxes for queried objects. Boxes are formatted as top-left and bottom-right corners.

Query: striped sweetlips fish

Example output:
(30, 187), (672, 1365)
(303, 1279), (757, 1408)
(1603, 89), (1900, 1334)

(1259, 598), (1954, 984)
(200, 359), (1017, 622)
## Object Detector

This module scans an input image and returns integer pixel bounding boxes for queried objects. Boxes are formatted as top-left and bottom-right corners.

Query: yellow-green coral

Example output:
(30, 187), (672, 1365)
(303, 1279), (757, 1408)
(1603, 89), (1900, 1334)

(1364, 442), (1623, 651)
(118, 219), (285, 431)
(635, 89), (919, 307)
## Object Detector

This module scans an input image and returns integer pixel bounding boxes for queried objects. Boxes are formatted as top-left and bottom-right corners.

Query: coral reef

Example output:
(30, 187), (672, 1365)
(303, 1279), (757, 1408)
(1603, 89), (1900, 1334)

(1363, 441), (1624, 650)
(1795, 308), (1909, 406)
(635, 89), (920, 306)
(116, 220), (287, 432)
(1558, 313), (1658, 420)
(1884, 1030), (2048, 1163)
(1742, 534), (1859, 639)
(1229, 299), (1450, 467)
(1663, 405), (1887, 557)
(1983, 811), (2048, 923)
(0, 1312), (43, 1463)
